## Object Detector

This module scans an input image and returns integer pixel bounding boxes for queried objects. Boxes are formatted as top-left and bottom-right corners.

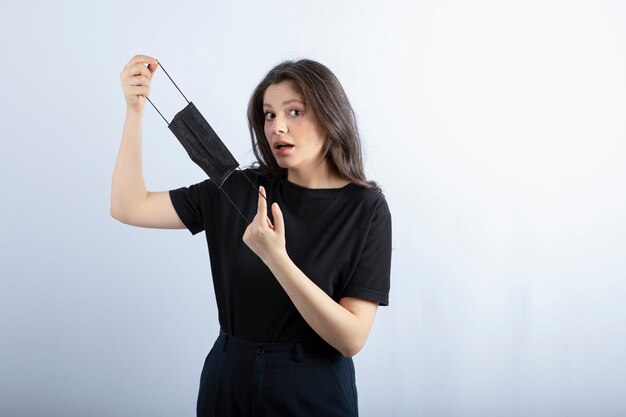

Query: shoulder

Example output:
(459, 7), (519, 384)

(348, 185), (391, 215)
(335, 185), (391, 231)
(170, 178), (213, 195)
(219, 168), (265, 189)
(230, 167), (272, 183)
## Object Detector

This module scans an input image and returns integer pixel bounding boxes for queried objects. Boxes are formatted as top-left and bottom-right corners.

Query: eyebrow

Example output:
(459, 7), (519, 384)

(262, 99), (305, 109)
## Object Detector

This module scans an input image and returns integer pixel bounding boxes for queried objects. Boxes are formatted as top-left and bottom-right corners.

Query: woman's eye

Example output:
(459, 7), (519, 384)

(264, 112), (275, 121)
(289, 109), (302, 117)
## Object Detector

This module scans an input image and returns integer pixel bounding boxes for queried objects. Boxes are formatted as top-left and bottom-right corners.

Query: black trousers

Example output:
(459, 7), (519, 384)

(197, 329), (359, 417)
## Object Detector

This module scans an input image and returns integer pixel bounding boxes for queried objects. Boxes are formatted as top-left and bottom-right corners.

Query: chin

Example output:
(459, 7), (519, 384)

(275, 159), (293, 170)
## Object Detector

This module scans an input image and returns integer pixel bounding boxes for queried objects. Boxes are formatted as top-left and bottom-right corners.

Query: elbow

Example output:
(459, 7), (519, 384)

(340, 348), (358, 359)
(110, 205), (127, 223)
(110, 205), (121, 221)
(339, 338), (366, 358)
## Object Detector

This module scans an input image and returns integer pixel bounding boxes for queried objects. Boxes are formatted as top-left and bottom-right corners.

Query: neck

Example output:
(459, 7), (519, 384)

(287, 162), (350, 189)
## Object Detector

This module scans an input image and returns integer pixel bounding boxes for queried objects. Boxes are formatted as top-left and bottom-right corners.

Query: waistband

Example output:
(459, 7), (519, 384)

(217, 328), (339, 363)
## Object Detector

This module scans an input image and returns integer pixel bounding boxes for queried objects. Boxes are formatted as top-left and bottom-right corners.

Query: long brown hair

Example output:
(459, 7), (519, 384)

(247, 59), (381, 192)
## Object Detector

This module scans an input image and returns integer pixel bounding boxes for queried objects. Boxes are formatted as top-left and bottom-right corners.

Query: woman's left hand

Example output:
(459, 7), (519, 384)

(243, 186), (287, 264)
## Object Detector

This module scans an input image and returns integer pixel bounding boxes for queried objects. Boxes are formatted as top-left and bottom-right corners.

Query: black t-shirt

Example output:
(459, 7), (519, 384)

(169, 169), (392, 344)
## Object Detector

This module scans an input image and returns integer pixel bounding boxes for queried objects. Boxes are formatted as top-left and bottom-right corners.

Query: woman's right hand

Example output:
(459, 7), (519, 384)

(119, 55), (159, 113)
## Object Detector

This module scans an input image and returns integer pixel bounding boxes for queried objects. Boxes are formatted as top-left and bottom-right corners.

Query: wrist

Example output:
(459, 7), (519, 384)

(263, 248), (290, 271)
(125, 106), (144, 118)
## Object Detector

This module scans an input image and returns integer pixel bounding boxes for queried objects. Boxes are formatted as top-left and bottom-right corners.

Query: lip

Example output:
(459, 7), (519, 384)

(273, 140), (294, 148)
(274, 145), (294, 156)
(272, 140), (295, 156)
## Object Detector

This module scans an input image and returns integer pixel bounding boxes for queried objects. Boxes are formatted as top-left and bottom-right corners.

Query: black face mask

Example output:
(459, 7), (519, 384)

(169, 101), (238, 188)
(146, 60), (262, 223)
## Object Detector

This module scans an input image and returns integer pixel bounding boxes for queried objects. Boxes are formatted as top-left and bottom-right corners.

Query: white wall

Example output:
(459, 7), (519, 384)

(1, 1), (625, 416)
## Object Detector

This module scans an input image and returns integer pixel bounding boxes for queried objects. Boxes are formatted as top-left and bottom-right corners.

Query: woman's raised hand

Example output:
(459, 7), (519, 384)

(243, 186), (287, 265)
(119, 55), (159, 113)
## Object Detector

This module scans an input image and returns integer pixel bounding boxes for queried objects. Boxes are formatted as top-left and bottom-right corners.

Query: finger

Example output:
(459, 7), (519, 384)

(127, 86), (150, 97)
(124, 55), (158, 70)
(147, 60), (159, 75)
(257, 186), (267, 219)
(125, 63), (153, 78)
(128, 74), (150, 87)
(120, 65), (151, 83)
(272, 203), (284, 235)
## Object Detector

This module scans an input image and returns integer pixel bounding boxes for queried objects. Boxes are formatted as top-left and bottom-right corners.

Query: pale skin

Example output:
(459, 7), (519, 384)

(112, 55), (379, 358)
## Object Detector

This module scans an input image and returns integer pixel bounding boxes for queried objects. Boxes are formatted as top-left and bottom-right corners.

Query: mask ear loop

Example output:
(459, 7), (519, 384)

(145, 59), (189, 125)
(144, 60), (266, 225)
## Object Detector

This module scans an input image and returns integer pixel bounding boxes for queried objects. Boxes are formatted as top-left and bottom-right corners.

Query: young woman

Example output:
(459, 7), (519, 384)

(111, 54), (392, 417)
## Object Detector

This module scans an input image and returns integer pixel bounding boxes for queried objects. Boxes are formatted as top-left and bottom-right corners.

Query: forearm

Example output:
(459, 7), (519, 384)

(243, 191), (377, 357)
(110, 109), (148, 219)
(265, 252), (369, 357)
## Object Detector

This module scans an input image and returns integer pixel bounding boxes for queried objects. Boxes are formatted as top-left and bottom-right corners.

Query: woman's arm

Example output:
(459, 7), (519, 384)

(266, 255), (379, 358)
(111, 55), (185, 229)
(243, 187), (379, 358)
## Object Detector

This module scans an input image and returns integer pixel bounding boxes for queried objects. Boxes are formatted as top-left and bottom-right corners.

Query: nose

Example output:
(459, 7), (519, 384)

(271, 115), (287, 135)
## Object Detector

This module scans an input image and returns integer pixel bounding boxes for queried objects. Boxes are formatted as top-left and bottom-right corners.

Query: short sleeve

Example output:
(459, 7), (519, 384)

(341, 197), (392, 306)
(169, 180), (213, 235)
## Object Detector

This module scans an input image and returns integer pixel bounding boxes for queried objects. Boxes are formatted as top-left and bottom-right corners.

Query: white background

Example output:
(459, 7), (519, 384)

(1, 1), (625, 416)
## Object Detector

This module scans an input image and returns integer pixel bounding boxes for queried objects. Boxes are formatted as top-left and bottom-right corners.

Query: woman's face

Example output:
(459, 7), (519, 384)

(262, 81), (327, 174)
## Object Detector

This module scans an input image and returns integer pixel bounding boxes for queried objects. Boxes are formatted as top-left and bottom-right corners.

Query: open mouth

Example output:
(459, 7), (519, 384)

(274, 141), (294, 150)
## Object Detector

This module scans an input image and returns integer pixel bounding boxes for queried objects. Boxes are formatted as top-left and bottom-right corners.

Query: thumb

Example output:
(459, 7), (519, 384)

(272, 203), (284, 235)
(147, 60), (159, 78)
